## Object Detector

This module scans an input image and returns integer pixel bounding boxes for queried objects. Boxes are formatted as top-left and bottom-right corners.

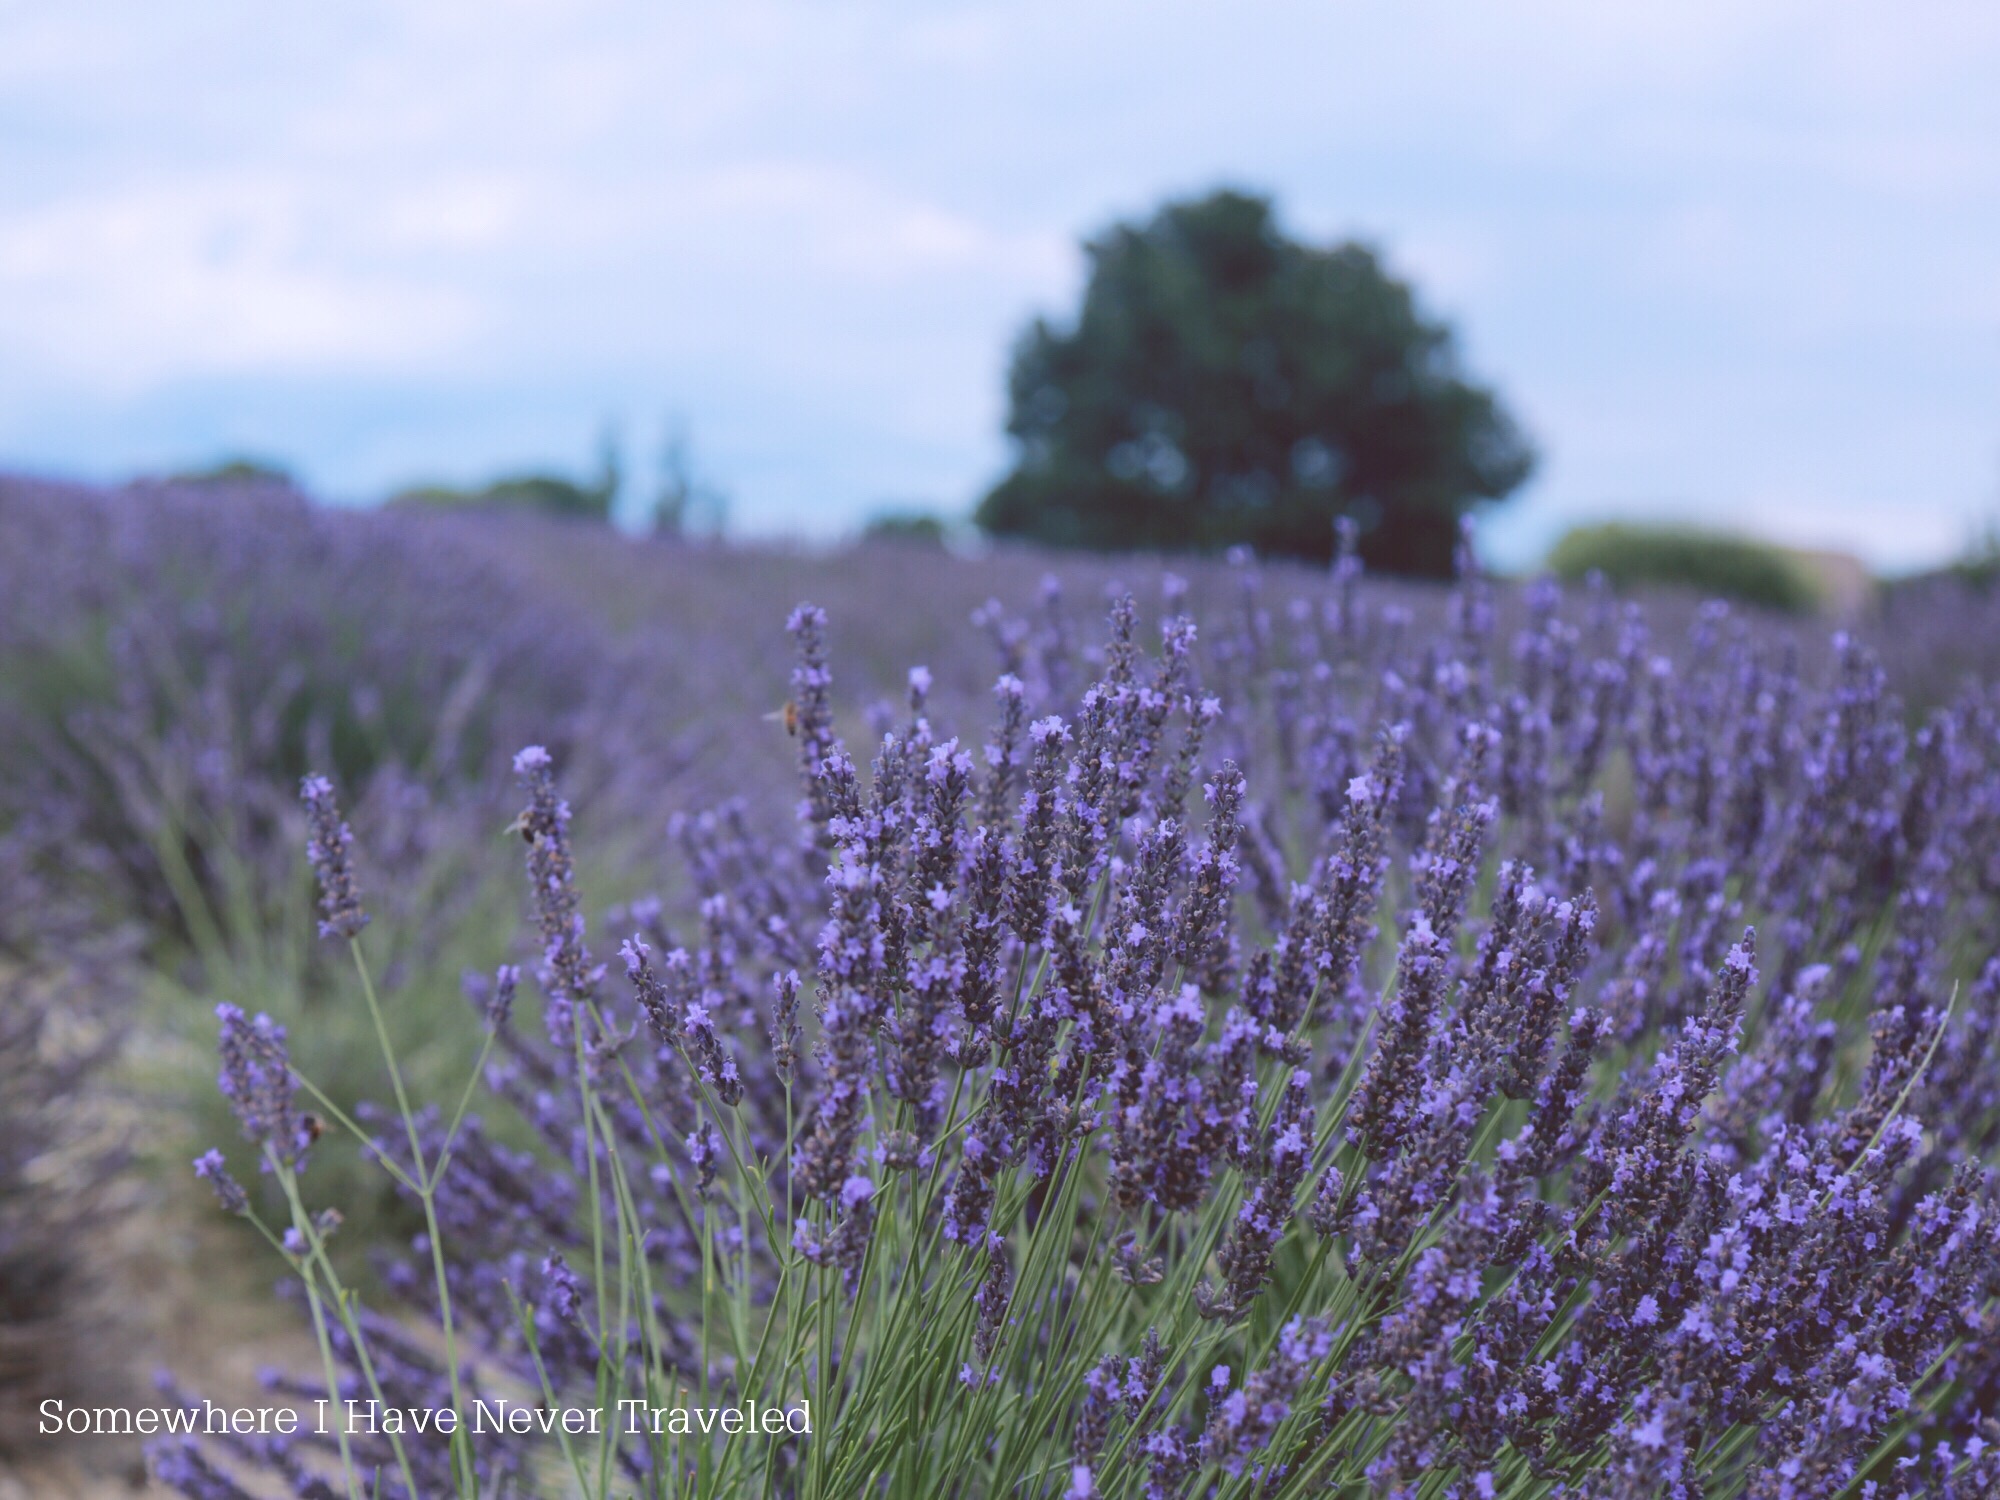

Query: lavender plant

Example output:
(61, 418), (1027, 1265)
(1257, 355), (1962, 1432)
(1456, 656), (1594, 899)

(148, 560), (2000, 1496)
(130, 519), (2000, 1498)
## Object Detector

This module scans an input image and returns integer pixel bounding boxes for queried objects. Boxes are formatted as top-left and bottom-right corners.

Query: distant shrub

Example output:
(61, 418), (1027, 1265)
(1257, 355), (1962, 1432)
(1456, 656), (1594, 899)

(1549, 522), (1818, 613)
(166, 457), (296, 489)
(392, 473), (615, 523)
(1933, 522), (2000, 592)
(392, 432), (623, 523)
(861, 511), (948, 547)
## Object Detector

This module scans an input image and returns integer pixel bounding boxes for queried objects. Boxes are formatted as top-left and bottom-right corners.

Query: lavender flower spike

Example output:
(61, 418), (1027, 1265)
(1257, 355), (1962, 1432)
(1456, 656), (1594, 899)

(215, 1003), (310, 1168)
(1198, 1068), (1314, 1321)
(193, 1149), (248, 1214)
(514, 744), (601, 1045)
(300, 773), (368, 939)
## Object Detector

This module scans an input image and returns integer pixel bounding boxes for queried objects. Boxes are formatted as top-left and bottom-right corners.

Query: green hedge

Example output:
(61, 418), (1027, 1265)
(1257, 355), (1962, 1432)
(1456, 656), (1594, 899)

(1548, 523), (1819, 613)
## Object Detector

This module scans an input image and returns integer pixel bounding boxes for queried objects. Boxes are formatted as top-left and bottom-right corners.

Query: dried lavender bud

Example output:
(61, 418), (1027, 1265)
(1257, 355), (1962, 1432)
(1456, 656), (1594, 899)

(299, 773), (368, 940)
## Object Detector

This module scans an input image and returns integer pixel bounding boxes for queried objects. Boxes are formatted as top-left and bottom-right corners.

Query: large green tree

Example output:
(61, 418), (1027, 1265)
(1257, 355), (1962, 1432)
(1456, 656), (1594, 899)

(976, 189), (1534, 576)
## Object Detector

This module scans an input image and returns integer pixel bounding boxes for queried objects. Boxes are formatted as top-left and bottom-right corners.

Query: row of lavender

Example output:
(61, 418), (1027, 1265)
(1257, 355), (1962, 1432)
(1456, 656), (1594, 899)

(0, 475), (1316, 953)
(2, 474), (1988, 960)
(131, 501), (2000, 1500)
(5, 479), (2000, 1494)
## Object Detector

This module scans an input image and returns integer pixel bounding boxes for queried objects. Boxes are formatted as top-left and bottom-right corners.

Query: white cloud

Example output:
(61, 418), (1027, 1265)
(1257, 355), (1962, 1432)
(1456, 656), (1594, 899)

(369, 177), (529, 253)
(0, 176), (479, 389)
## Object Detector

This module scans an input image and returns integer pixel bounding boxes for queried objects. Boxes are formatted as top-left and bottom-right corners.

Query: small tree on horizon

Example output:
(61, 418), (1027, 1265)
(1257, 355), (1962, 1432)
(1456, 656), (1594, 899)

(650, 419), (729, 539)
(976, 188), (1534, 577)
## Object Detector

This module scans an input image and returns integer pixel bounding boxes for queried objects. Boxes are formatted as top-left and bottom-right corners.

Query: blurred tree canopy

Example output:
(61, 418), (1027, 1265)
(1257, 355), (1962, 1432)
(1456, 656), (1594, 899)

(976, 189), (1534, 576)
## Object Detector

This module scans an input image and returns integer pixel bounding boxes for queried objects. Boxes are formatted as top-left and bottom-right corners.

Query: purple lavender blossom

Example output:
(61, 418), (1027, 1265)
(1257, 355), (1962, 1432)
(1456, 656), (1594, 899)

(1202, 1318), (1332, 1477)
(513, 745), (602, 1047)
(1198, 1068), (1313, 1322)
(300, 773), (368, 939)
(192, 1150), (248, 1214)
(214, 1004), (311, 1168)
(770, 968), (803, 1082)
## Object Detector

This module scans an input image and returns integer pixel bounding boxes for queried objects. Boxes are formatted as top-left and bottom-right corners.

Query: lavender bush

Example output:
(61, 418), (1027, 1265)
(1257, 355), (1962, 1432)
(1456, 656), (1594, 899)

(142, 514), (2000, 1500)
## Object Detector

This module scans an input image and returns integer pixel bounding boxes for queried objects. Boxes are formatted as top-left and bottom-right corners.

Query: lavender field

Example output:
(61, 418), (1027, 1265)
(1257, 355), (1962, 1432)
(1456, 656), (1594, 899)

(8, 475), (2000, 1498)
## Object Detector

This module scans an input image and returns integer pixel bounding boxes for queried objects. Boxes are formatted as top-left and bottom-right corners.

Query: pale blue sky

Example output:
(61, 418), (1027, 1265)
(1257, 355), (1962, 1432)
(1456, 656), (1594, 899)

(2, 1), (1996, 569)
